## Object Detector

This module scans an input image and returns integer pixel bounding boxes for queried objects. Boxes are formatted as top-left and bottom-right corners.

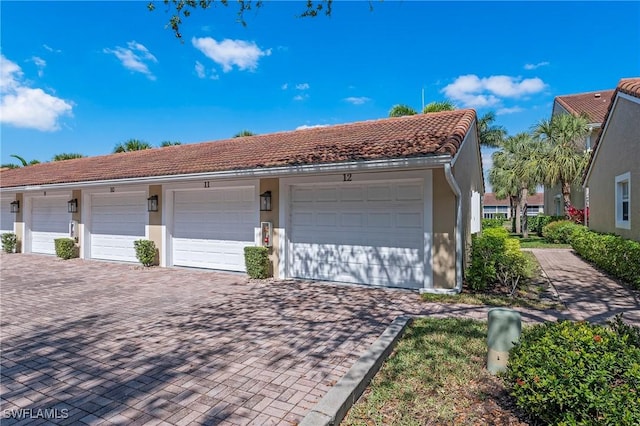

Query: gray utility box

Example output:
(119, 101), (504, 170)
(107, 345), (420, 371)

(487, 308), (521, 374)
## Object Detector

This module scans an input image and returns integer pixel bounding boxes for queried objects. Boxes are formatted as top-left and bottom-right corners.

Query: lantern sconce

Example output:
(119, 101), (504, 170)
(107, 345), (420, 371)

(67, 198), (78, 213)
(260, 191), (272, 211)
(10, 200), (20, 214)
(147, 195), (159, 212)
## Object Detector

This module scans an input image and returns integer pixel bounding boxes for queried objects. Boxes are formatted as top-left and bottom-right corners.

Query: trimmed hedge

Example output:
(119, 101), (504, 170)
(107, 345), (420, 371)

(133, 239), (157, 267)
(528, 214), (564, 236)
(571, 227), (640, 289)
(542, 220), (580, 244)
(244, 246), (271, 279)
(482, 218), (505, 229)
(54, 238), (79, 259)
(1, 232), (17, 253)
(503, 319), (640, 425)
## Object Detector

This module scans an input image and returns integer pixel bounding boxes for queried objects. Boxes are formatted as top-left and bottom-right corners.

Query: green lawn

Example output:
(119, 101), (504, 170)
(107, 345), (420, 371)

(343, 318), (520, 425)
(511, 234), (571, 249)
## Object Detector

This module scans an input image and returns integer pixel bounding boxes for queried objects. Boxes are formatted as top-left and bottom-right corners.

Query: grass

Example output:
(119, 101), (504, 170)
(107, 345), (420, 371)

(510, 233), (571, 249)
(421, 252), (564, 311)
(343, 318), (523, 425)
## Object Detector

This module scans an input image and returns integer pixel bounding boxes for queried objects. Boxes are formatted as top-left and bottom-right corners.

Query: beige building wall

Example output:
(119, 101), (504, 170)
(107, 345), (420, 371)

(14, 193), (24, 252)
(586, 97), (640, 241)
(432, 169), (456, 289)
(147, 185), (163, 265)
(259, 178), (280, 278)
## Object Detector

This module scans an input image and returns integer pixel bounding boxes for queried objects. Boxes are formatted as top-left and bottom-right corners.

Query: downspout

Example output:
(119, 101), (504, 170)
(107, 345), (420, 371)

(444, 163), (463, 293)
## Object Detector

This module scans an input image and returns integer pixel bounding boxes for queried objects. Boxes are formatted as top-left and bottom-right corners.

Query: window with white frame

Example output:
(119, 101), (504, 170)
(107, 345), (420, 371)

(615, 172), (631, 229)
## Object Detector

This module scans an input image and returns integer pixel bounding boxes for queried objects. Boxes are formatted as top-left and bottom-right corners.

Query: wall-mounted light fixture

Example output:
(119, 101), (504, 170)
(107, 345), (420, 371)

(147, 195), (159, 212)
(260, 191), (272, 211)
(10, 200), (20, 214)
(67, 198), (78, 213)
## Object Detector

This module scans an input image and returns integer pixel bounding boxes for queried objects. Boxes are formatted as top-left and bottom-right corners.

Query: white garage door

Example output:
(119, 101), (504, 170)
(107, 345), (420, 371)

(1, 198), (15, 234)
(290, 182), (425, 289)
(31, 197), (70, 255)
(91, 193), (146, 262)
(173, 187), (256, 271)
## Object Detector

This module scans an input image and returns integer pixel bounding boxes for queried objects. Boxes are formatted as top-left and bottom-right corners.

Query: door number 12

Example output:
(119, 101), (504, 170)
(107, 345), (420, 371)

(343, 173), (352, 182)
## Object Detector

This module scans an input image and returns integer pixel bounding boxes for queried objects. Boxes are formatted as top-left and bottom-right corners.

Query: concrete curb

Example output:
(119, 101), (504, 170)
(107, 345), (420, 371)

(300, 315), (412, 426)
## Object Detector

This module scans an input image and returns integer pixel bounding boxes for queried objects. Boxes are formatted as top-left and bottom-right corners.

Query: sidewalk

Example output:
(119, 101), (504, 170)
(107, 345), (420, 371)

(529, 248), (640, 326)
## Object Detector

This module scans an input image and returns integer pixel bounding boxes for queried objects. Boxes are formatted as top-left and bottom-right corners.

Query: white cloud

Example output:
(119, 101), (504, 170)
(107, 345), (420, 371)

(194, 61), (219, 80)
(0, 55), (72, 131)
(296, 83), (310, 90)
(192, 37), (271, 72)
(293, 94), (308, 101)
(524, 61), (550, 70)
(30, 56), (46, 77)
(496, 106), (524, 115)
(442, 74), (546, 108)
(43, 44), (61, 53)
(281, 83), (288, 90)
(344, 96), (371, 105)
(296, 124), (329, 130)
(104, 41), (157, 80)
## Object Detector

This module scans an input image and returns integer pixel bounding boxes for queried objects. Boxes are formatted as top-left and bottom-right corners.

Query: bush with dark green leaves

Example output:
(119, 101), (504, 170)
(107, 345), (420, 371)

(1, 232), (17, 253)
(54, 238), (78, 259)
(133, 239), (157, 267)
(542, 220), (581, 244)
(482, 218), (505, 230)
(503, 319), (640, 425)
(571, 227), (640, 289)
(529, 214), (564, 236)
(244, 246), (271, 279)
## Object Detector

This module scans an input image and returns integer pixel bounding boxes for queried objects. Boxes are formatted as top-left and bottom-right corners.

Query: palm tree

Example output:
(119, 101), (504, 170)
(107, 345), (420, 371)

(1, 163), (20, 169)
(533, 113), (590, 218)
(160, 141), (182, 147)
(233, 130), (255, 138)
(8, 154), (40, 167)
(388, 104), (417, 117)
(489, 133), (543, 235)
(422, 100), (455, 113)
(477, 111), (507, 148)
(113, 139), (153, 153)
(53, 153), (84, 161)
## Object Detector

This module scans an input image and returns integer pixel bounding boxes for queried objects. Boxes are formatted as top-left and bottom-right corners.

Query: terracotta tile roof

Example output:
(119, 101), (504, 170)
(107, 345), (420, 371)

(555, 89), (615, 123)
(0, 110), (476, 189)
(483, 192), (543, 207)
(583, 77), (640, 184)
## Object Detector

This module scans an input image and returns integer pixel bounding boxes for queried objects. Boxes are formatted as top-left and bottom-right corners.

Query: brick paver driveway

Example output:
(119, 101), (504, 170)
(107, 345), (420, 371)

(0, 253), (424, 425)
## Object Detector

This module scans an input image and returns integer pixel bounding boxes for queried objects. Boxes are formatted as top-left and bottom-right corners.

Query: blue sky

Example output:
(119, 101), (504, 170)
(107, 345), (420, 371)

(1, 1), (639, 175)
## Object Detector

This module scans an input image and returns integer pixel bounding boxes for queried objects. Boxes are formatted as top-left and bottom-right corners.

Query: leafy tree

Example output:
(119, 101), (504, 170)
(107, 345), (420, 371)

(388, 104), (417, 117)
(113, 139), (153, 153)
(1, 163), (20, 169)
(422, 100), (455, 113)
(53, 153), (84, 161)
(160, 141), (182, 147)
(477, 111), (507, 148)
(533, 113), (590, 218)
(8, 154), (40, 167)
(233, 130), (256, 138)
(489, 133), (542, 235)
(148, 0), (346, 39)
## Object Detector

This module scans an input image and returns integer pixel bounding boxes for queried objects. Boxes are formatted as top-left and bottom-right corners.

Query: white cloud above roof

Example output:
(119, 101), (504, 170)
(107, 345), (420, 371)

(30, 56), (46, 77)
(104, 41), (157, 80)
(296, 83), (310, 90)
(344, 96), (371, 105)
(442, 74), (546, 108)
(194, 61), (219, 80)
(0, 55), (73, 131)
(192, 37), (271, 72)
(524, 61), (550, 70)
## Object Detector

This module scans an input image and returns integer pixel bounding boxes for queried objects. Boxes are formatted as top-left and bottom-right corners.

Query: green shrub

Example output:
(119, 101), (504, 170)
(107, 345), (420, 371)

(529, 214), (564, 236)
(133, 239), (157, 267)
(482, 218), (505, 229)
(503, 320), (640, 425)
(542, 220), (581, 244)
(54, 238), (78, 259)
(1, 232), (18, 253)
(244, 246), (271, 279)
(466, 227), (509, 291)
(495, 238), (532, 296)
(571, 228), (640, 289)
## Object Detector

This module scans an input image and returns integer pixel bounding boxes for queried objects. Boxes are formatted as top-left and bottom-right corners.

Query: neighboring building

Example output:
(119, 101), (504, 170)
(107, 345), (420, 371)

(483, 193), (544, 219)
(544, 89), (615, 215)
(583, 78), (640, 242)
(0, 111), (484, 293)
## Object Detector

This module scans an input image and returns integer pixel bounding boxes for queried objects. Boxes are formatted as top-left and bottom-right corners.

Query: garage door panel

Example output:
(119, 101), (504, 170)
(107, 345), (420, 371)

(291, 181), (424, 289)
(31, 197), (70, 254)
(90, 193), (146, 262)
(173, 187), (256, 271)
(1, 199), (15, 233)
